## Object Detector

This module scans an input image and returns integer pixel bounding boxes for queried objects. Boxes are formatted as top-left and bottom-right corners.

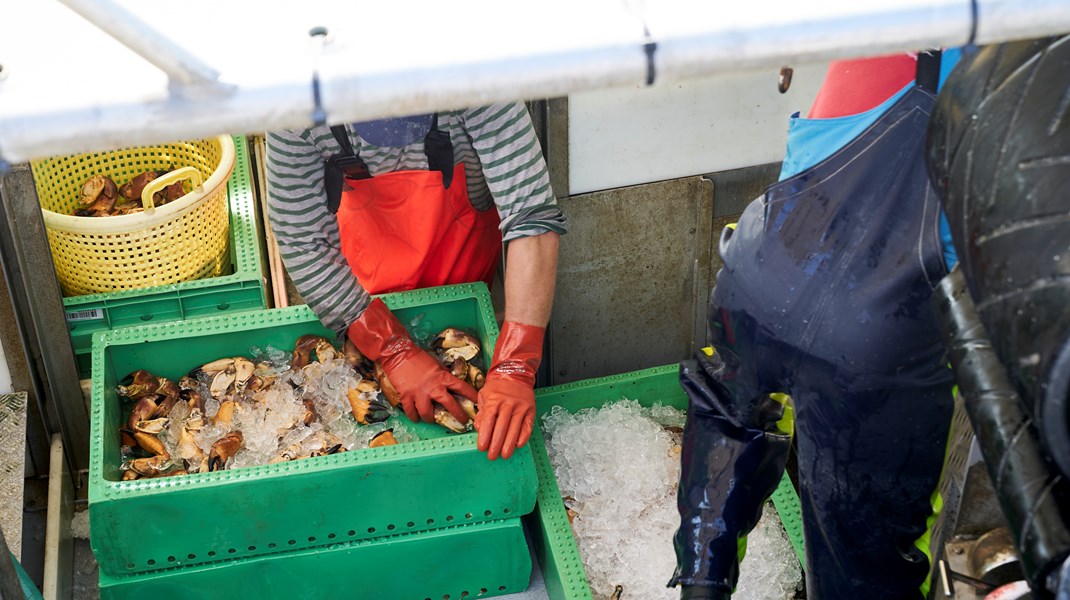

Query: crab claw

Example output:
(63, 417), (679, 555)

(133, 417), (170, 435)
(434, 406), (470, 434)
(454, 394), (478, 421)
(118, 370), (161, 399)
(467, 364), (486, 391)
(369, 429), (398, 448)
(343, 338), (375, 377)
(346, 388), (391, 425)
(209, 370), (237, 400)
(232, 357), (255, 394)
(126, 430), (169, 456)
(449, 357), (469, 380)
(374, 362), (401, 408)
(292, 335), (335, 369)
(153, 378), (180, 417)
(208, 431), (244, 471)
(302, 398), (318, 426)
(126, 397), (159, 431)
(128, 454), (171, 477)
(432, 328), (481, 362)
(214, 400), (237, 428)
(179, 386), (205, 412)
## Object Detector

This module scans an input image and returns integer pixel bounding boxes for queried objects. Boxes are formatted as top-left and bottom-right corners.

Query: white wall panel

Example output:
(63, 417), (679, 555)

(568, 62), (829, 195)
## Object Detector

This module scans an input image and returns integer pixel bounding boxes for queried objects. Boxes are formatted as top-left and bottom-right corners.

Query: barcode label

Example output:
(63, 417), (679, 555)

(65, 309), (105, 322)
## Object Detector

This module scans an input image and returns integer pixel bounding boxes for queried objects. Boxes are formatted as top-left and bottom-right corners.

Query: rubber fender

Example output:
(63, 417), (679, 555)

(926, 35), (1070, 479)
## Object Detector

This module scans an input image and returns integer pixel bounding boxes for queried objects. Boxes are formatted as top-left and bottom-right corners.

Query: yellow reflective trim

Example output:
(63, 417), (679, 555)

(726, 223), (738, 230)
(701, 346), (715, 357)
(769, 393), (794, 438)
(914, 389), (957, 597)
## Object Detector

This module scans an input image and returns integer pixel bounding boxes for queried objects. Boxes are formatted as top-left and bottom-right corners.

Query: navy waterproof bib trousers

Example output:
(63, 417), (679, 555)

(671, 85), (956, 598)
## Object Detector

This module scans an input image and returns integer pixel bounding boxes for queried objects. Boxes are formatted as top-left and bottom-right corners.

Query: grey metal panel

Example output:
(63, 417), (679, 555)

(550, 176), (713, 384)
(0, 164), (89, 474)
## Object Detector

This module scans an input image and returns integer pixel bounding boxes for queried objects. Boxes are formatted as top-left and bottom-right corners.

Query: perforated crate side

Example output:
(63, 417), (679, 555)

(529, 365), (806, 598)
(65, 135), (267, 378)
(88, 284), (533, 577)
(98, 518), (531, 600)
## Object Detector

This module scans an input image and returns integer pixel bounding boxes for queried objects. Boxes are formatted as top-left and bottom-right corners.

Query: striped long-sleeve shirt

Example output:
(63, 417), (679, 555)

(266, 102), (568, 336)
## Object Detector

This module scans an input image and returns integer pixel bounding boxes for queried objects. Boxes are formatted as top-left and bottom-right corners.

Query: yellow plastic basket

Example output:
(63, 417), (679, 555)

(31, 136), (236, 297)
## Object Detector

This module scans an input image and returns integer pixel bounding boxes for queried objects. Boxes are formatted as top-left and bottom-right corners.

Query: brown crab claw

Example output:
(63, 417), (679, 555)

(133, 417), (170, 435)
(128, 454), (171, 477)
(369, 429), (398, 448)
(342, 338), (375, 377)
(449, 357), (469, 380)
(354, 378), (380, 395)
(125, 429), (168, 456)
(467, 364), (486, 391)
(292, 335), (333, 369)
(433, 406), (469, 434)
(374, 362), (401, 408)
(346, 388), (391, 425)
(302, 398), (318, 426)
(153, 378), (180, 417)
(432, 328), (481, 362)
(126, 397), (159, 431)
(179, 386), (204, 412)
(232, 357), (255, 394)
(80, 175), (117, 205)
(118, 370), (161, 399)
(214, 400), (237, 428)
(118, 171), (160, 202)
(208, 431), (244, 471)
(453, 394), (478, 421)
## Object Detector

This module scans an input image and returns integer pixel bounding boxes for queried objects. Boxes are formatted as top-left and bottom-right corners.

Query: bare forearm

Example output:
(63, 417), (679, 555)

(502, 232), (560, 327)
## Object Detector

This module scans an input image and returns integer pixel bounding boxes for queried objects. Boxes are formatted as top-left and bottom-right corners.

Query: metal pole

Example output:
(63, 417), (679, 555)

(4, 0), (1070, 162)
(55, 0), (226, 95)
(0, 165), (89, 474)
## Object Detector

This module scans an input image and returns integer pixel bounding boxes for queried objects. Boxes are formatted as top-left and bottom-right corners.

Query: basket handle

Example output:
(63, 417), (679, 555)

(140, 166), (203, 213)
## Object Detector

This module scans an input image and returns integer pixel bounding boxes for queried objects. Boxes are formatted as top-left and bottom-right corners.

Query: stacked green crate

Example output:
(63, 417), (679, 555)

(526, 365), (806, 600)
(64, 136), (268, 379)
(89, 284), (537, 598)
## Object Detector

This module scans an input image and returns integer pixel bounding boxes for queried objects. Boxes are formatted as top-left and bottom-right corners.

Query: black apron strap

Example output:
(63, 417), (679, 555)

(324, 125), (370, 214)
(423, 113), (456, 189)
(915, 49), (943, 93)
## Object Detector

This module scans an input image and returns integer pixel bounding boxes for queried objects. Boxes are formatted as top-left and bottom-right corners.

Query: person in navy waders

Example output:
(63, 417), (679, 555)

(266, 106), (566, 461)
(670, 49), (963, 599)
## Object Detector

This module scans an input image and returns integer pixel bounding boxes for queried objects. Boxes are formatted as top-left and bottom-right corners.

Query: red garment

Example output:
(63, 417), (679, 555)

(334, 162), (502, 294)
(808, 54), (917, 119)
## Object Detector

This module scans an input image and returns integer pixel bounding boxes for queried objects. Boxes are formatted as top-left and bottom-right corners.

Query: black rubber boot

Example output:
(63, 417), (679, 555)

(680, 584), (732, 600)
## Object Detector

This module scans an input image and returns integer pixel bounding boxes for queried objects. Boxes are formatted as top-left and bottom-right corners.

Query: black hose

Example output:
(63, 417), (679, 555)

(935, 270), (1070, 596)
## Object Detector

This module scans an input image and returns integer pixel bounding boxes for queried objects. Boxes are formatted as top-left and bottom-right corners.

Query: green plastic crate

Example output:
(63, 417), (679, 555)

(98, 518), (531, 600)
(64, 135), (267, 379)
(88, 283), (538, 577)
(527, 364), (806, 600)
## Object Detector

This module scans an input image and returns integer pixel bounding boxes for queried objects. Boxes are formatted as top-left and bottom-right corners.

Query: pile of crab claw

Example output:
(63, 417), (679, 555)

(117, 327), (486, 480)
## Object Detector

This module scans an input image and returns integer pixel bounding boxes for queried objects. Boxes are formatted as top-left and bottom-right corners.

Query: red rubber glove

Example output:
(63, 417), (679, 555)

(476, 321), (543, 460)
(347, 298), (475, 424)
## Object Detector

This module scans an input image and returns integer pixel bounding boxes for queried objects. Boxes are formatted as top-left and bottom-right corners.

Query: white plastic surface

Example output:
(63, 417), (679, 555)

(568, 62), (828, 195)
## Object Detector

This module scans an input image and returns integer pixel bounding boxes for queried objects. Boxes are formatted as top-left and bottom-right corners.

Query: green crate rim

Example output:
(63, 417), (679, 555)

(528, 364), (807, 600)
(89, 283), (500, 500)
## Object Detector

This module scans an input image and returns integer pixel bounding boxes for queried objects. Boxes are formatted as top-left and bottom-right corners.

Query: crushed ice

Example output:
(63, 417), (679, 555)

(542, 399), (801, 600)
(145, 344), (418, 474)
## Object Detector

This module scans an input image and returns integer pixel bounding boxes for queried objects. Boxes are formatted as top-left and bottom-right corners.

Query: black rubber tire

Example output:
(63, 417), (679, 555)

(927, 35), (1070, 480)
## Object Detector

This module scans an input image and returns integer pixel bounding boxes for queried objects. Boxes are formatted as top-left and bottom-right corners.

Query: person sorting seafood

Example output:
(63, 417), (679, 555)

(265, 104), (566, 461)
(671, 49), (963, 599)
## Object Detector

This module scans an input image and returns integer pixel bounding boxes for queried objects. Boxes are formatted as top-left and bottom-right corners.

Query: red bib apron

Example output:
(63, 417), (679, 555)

(335, 162), (503, 294)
